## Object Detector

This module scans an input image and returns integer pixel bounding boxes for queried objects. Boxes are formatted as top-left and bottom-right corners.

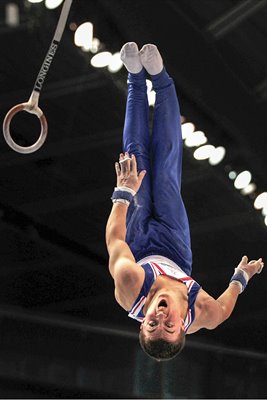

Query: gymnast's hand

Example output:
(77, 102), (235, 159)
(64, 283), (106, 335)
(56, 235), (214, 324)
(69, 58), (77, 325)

(115, 152), (146, 193)
(236, 255), (264, 280)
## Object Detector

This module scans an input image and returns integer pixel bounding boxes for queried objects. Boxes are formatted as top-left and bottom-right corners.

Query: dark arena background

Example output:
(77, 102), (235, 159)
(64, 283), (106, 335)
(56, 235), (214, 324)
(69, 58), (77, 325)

(0, 0), (266, 398)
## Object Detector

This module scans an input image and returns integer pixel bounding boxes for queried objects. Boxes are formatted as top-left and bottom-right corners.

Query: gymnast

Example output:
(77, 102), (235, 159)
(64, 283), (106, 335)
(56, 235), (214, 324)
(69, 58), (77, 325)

(105, 42), (264, 361)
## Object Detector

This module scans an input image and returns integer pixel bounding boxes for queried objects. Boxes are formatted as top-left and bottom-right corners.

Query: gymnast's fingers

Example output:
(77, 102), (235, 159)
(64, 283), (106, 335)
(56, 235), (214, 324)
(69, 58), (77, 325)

(120, 152), (131, 174)
(115, 162), (121, 176)
(131, 154), (137, 175)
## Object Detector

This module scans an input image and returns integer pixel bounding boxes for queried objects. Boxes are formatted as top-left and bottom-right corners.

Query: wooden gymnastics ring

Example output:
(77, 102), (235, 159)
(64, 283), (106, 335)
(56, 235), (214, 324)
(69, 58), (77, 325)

(3, 99), (48, 154)
(2, 0), (72, 154)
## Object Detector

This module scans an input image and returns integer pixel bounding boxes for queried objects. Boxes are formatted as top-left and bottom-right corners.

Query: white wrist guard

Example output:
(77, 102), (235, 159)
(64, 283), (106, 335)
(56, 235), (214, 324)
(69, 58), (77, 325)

(229, 267), (249, 293)
(111, 186), (136, 205)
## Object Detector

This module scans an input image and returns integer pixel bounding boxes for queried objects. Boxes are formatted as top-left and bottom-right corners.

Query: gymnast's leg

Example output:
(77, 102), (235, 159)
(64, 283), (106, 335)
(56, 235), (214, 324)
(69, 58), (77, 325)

(140, 44), (192, 273)
(120, 42), (152, 257)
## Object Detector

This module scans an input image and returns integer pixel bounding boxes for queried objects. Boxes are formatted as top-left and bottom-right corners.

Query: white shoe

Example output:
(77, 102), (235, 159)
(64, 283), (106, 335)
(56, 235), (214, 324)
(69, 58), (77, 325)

(120, 42), (143, 73)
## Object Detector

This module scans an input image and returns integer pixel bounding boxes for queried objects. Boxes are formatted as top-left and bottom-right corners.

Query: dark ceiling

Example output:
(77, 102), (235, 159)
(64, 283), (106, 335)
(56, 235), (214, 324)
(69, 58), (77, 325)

(0, 0), (266, 365)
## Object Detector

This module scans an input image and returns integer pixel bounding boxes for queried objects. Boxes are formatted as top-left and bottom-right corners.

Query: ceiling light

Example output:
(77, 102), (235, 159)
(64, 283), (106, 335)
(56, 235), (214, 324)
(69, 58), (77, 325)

(27, 0), (43, 3)
(74, 22), (93, 50)
(193, 145), (215, 160)
(107, 52), (123, 73)
(208, 146), (226, 166)
(45, 0), (63, 9)
(90, 51), (112, 68)
(146, 79), (153, 92)
(6, 3), (19, 27)
(228, 171), (237, 180)
(90, 38), (100, 54)
(148, 90), (156, 107)
(184, 130), (207, 147)
(241, 183), (256, 195)
(254, 192), (267, 209)
(181, 122), (195, 140)
(234, 170), (252, 190)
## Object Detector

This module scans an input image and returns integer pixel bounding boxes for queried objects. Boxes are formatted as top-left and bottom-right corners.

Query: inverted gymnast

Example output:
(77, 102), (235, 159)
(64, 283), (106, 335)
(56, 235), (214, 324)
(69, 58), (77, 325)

(105, 42), (264, 361)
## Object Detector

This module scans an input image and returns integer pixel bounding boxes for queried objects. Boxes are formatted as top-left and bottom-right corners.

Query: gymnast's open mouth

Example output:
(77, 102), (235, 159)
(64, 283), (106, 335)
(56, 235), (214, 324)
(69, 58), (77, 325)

(158, 299), (167, 308)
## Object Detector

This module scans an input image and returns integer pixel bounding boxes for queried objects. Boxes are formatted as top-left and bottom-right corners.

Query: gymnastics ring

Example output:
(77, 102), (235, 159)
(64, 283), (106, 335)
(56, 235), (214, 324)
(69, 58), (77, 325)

(2, 0), (72, 154)
(3, 102), (48, 154)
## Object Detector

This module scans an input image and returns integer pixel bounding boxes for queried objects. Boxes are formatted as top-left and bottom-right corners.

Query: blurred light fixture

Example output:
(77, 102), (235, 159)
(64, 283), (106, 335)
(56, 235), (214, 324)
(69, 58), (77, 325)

(145, 80), (155, 106)
(6, 3), (19, 27)
(89, 38), (100, 54)
(27, 0), (43, 3)
(208, 146), (226, 166)
(181, 118), (266, 229)
(107, 52), (123, 73)
(74, 22), (93, 50)
(45, 0), (63, 9)
(254, 192), (267, 209)
(146, 80), (153, 92)
(193, 145), (215, 160)
(228, 171), (237, 180)
(148, 91), (156, 107)
(185, 130), (207, 148)
(234, 170), (252, 190)
(181, 122), (195, 140)
(90, 51), (112, 68)
(241, 183), (257, 196)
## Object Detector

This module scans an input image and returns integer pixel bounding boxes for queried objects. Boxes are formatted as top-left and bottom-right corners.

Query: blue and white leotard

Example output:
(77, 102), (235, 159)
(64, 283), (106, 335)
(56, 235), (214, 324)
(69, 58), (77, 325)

(128, 256), (201, 334)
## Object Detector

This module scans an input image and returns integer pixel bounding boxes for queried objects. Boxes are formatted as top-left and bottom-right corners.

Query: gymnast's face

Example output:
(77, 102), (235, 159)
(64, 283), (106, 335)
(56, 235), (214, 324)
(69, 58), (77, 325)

(140, 295), (184, 342)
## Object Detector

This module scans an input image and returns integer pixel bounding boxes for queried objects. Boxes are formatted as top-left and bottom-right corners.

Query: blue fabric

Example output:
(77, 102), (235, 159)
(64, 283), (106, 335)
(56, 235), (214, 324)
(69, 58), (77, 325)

(122, 68), (192, 275)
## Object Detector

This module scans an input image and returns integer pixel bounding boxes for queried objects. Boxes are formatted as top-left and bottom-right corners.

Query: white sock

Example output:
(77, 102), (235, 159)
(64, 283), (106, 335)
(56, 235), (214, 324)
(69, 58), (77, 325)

(120, 42), (143, 74)
(139, 44), (163, 75)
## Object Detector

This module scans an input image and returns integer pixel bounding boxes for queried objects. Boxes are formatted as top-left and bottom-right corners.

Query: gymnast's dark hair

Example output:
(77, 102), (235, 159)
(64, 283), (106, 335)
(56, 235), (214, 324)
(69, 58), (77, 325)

(139, 330), (185, 361)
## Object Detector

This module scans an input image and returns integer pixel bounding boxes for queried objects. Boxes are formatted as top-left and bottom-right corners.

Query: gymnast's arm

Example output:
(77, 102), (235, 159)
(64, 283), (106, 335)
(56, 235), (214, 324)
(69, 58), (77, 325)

(106, 201), (144, 310)
(188, 256), (264, 333)
(105, 153), (146, 310)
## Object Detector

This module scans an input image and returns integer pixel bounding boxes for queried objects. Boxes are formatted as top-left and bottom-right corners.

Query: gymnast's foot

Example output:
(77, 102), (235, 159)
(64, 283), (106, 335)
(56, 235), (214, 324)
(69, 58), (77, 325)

(139, 44), (163, 75)
(120, 42), (143, 73)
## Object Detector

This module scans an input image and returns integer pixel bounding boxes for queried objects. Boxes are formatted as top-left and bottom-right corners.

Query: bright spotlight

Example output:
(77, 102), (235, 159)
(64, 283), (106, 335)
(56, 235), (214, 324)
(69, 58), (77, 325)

(107, 52), (123, 73)
(185, 131), (207, 148)
(234, 170), (252, 190)
(241, 183), (256, 195)
(45, 0), (63, 9)
(91, 51), (112, 68)
(181, 122), (195, 140)
(90, 38), (100, 54)
(208, 146), (226, 166)
(228, 171), (237, 180)
(74, 22), (93, 50)
(145, 80), (155, 106)
(6, 3), (19, 27)
(193, 145), (215, 160)
(27, 0), (43, 3)
(148, 90), (156, 107)
(254, 192), (267, 209)
(146, 79), (153, 92)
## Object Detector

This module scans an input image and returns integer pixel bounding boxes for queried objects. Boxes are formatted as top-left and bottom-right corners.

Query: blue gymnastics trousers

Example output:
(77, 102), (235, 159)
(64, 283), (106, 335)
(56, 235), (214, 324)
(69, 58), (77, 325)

(123, 67), (192, 276)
